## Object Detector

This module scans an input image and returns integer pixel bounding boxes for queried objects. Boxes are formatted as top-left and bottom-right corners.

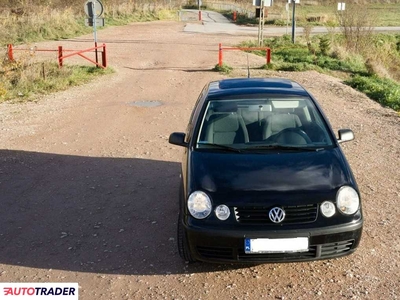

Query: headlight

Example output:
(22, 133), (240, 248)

(336, 186), (360, 215)
(215, 205), (230, 221)
(320, 201), (335, 217)
(188, 191), (212, 219)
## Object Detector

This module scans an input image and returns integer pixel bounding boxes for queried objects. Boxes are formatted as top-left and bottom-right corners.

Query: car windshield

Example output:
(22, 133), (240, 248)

(196, 96), (334, 150)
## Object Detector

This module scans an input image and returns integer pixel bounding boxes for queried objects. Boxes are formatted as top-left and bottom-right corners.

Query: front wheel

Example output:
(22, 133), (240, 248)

(177, 213), (196, 263)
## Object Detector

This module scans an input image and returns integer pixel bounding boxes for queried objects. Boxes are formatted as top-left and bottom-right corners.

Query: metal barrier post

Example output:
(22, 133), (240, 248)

(7, 44), (14, 61)
(95, 42), (99, 67)
(266, 48), (271, 64)
(218, 43), (223, 67)
(233, 11), (237, 22)
(58, 46), (63, 67)
(199, 10), (202, 21)
(101, 44), (107, 68)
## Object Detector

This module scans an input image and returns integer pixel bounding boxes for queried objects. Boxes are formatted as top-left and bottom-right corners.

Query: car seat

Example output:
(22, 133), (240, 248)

(205, 112), (249, 144)
(263, 114), (302, 140)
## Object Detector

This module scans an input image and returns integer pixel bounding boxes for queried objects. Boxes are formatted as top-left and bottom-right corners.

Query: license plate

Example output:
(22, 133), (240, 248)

(244, 237), (309, 254)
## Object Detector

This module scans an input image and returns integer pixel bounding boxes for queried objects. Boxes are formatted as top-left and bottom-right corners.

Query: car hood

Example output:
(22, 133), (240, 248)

(189, 148), (354, 194)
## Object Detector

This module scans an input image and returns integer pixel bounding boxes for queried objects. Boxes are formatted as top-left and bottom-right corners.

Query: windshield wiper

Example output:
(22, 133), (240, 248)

(244, 144), (324, 152)
(197, 143), (243, 153)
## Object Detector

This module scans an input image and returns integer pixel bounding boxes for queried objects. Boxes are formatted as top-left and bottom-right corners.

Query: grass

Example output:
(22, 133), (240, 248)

(345, 75), (400, 111)
(213, 63), (233, 74)
(219, 2), (400, 27)
(0, 8), (91, 47)
(104, 8), (178, 26)
(0, 59), (113, 102)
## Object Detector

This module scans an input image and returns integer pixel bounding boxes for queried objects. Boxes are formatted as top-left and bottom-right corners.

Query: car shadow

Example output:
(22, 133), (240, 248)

(0, 150), (249, 275)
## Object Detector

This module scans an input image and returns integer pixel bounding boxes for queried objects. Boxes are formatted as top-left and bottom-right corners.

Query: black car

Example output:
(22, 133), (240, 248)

(169, 78), (362, 263)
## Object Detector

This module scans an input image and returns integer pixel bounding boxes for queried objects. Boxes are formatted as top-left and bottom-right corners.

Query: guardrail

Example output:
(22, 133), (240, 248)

(7, 44), (107, 69)
(218, 43), (271, 67)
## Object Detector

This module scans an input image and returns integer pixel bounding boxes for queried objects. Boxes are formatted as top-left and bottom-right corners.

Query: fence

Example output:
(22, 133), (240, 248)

(218, 43), (271, 67)
(7, 44), (107, 69)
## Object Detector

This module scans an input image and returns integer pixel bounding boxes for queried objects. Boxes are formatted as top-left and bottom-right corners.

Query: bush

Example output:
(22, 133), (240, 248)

(319, 36), (330, 56)
(337, 4), (376, 53)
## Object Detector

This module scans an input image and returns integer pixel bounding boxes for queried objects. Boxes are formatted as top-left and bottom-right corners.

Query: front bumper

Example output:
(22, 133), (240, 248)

(184, 220), (363, 263)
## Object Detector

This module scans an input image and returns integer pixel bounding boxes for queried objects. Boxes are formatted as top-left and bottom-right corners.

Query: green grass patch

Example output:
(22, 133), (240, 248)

(0, 61), (114, 102)
(213, 63), (233, 74)
(345, 75), (400, 111)
(240, 36), (367, 74)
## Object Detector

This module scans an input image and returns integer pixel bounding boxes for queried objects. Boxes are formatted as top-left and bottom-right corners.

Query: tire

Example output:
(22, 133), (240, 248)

(177, 213), (196, 263)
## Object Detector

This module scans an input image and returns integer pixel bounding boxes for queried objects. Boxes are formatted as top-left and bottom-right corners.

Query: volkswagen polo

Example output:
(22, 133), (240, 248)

(169, 78), (363, 263)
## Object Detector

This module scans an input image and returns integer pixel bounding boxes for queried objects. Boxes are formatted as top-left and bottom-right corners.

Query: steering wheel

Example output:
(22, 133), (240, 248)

(275, 128), (312, 145)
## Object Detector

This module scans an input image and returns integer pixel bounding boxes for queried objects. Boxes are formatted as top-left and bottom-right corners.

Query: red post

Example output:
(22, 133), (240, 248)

(218, 43), (223, 67)
(266, 48), (271, 64)
(102, 44), (107, 68)
(198, 10), (202, 21)
(58, 46), (63, 68)
(7, 44), (14, 61)
(233, 11), (237, 22)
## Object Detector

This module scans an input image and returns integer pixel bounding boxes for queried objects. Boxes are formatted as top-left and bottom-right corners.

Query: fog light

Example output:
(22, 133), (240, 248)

(215, 205), (230, 221)
(321, 201), (335, 217)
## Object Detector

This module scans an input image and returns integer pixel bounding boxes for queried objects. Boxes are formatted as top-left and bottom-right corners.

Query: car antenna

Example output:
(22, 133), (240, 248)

(247, 53), (251, 78)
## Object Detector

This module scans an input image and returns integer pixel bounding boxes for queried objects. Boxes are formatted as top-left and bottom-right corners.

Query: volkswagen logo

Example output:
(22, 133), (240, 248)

(269, 207), (285, 223)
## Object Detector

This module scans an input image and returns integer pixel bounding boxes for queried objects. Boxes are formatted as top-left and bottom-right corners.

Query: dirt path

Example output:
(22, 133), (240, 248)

(0, 20), (399, 299)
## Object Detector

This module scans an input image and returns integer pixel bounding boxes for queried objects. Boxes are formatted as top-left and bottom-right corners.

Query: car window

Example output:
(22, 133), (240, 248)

(196, 96), (334, 149)
(185, 85), (208, 143)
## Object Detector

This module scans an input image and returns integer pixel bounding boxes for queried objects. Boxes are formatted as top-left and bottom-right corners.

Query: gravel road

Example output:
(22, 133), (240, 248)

(0, 18), (399, 300)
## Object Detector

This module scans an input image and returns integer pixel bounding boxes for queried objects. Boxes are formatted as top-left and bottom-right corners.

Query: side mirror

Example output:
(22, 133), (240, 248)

(337, 129), (354, 143)
(169, 132), (188, 147)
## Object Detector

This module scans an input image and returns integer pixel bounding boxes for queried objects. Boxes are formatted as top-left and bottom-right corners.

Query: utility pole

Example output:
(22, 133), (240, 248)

(257, 0), (264, 46)
(256, 0), (272, 46)
(291, 0), (296, 43)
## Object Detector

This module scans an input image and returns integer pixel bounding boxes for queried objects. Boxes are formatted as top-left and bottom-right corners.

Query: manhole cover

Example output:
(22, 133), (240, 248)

(127, 101), (163, 107)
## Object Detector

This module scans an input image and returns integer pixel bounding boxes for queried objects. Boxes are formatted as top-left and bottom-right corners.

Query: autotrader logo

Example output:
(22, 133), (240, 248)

(269, 207), (285, 223)
(0, 283), (78, 300)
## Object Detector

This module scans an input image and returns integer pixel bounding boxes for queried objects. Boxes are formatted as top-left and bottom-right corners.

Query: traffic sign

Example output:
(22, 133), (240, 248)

(85, 18), (105, 27)
(84, 0), (104, 18)
(253, 0), (273, 6)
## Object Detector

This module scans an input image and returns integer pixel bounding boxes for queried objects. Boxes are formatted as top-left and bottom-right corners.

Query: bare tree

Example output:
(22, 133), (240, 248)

(337, 4), (376, 53)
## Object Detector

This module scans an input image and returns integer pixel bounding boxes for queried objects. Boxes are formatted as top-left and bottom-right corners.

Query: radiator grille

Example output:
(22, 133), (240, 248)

(234, 204), (318, 225)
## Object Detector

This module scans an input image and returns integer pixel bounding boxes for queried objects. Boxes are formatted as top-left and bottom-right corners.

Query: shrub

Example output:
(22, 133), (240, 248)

(337, 4), (376, 53)
(319, 36), (331, 56)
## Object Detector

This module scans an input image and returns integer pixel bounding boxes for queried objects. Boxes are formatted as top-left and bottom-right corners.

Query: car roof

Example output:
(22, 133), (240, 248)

(206, 78), (310, 98)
